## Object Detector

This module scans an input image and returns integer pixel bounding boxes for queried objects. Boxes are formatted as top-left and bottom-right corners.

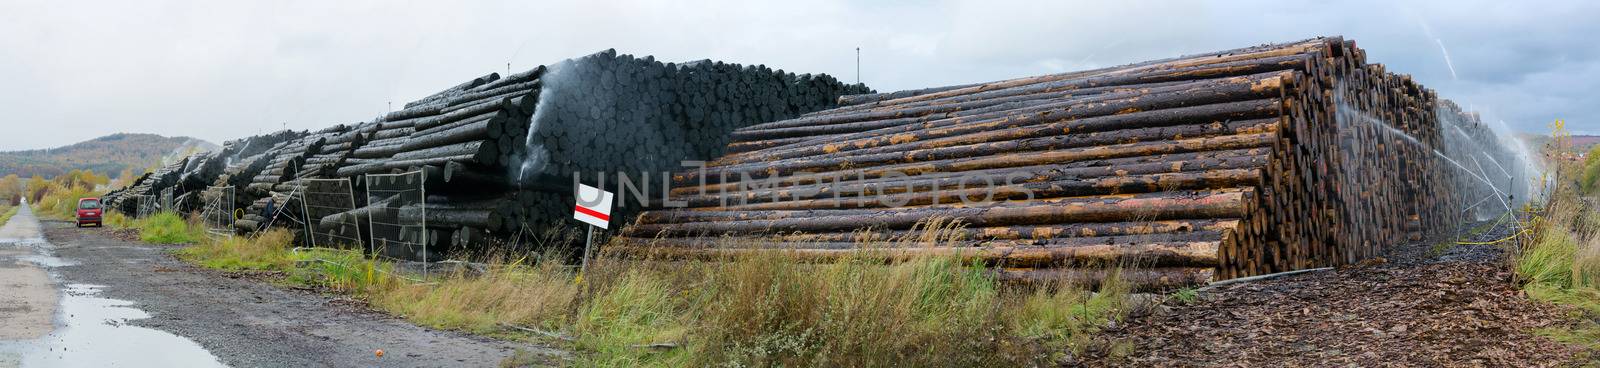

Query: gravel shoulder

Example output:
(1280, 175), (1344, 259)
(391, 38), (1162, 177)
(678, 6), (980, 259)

(41, 221), (563, 367)
(1081, 226), (1595, 367)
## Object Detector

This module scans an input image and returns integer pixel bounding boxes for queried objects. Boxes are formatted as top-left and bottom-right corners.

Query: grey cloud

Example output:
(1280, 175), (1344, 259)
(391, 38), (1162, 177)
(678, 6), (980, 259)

(0, 0), (1595, 150)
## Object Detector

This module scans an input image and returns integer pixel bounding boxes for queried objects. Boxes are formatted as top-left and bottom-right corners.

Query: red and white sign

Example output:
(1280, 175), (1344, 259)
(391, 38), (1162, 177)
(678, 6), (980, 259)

(573, 184), (614, 229)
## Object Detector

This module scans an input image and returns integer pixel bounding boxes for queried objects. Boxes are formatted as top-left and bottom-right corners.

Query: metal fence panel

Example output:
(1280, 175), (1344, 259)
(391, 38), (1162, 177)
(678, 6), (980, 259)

(202, 186), (235, 241)
(299, 178), (362, 249)
(363, 170), (428, 276)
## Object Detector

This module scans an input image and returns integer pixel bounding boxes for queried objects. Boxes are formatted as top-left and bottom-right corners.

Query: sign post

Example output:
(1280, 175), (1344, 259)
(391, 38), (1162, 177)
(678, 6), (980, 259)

(573, 184), (614, 281)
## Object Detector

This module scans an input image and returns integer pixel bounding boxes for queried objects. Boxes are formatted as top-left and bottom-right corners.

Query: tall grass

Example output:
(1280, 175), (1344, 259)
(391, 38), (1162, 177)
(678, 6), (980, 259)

(1521, 156), (1600, 291)
(132, 211), (205, 244)
(1520, 125), (1600, 350)
(686, 254), (1000, 366)
(290, 247), (404, 293)
(177, 229), (295, 270)
(177, 221), (1131, 366)
(103, 211), (132, 228)
(563, 248), (1130, 367)
(0, 205), (16, 226)
(376, 255), (580, 334)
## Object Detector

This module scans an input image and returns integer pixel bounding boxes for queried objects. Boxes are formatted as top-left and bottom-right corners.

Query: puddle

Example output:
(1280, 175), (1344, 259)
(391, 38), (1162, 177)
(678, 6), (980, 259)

(0, 238), (45, 246)
(15, 255), (75, 268)
(0, 284), (227, 368)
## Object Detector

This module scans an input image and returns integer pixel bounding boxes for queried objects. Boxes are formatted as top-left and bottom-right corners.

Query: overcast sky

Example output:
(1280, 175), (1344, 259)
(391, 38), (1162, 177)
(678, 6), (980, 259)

(0, 0), (1594, 150)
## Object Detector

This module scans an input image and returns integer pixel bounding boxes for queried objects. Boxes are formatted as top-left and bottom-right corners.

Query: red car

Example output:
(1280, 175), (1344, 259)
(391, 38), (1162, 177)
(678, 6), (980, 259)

(76, 197), (103, 227)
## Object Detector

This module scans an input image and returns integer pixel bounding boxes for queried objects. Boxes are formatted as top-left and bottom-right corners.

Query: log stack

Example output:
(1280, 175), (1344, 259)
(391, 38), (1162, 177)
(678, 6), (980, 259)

(323, 49), (868, 257)
(105, 158), (190, 212)
(103, 172), (152, 214)
(622, 36), (1516, 289)
(109, 49), (868, 260)
(509, 50), (871, 244)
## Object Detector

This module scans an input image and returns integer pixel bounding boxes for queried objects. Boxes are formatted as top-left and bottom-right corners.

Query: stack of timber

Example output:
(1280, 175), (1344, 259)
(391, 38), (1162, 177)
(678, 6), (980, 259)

(103, 172), (153, 214)
(105, 158), (190, 213)
(209, 130), (308, 212)
(623, 36), (1517, 289)
(155, 130), (304, 213)
(233, 132), (329, 233)
(329, 49), (868, 258)
(296, 123), (372, 180)
(108, 49), (868, 259)
(510, 49), (871, 243)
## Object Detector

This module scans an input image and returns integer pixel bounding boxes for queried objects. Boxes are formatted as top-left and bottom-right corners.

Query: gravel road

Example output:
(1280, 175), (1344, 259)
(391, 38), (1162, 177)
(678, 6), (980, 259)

(1, 205), (562, 367)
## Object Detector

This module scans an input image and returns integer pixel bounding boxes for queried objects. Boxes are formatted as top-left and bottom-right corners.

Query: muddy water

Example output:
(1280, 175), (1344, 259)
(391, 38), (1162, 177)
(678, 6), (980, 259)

(0, 206), (226, 367)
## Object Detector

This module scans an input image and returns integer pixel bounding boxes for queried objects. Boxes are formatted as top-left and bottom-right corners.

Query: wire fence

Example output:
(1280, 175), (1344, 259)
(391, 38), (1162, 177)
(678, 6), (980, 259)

(261, 186), (314, 246)
(299, 178), (362, 249)
(136, 194), (159, 218)
(201, 186), (235, 241)
(364, 170), (429, 277)
(160, 187), (175, 211)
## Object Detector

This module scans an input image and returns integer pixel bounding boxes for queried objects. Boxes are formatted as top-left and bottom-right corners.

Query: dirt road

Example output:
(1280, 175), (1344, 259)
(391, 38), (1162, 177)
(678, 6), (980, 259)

(0, 206), (561, 367)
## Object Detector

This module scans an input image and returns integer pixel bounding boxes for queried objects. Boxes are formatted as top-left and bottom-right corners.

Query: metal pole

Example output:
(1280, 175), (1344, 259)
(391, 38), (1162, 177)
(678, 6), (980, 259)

(420, 170), (427, 280)
(299, 178), (314, 248)
(580, 225), (594, 279)
(346, 178), (358, 251)
(364, 175), (377, 257)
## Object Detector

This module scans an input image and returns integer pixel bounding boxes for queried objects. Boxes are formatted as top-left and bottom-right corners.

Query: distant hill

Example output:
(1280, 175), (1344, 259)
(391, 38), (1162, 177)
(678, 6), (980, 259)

(1518, 133), (1600, 153)
(1571, 135), (1600, 151)
(0, 133), (217, 178)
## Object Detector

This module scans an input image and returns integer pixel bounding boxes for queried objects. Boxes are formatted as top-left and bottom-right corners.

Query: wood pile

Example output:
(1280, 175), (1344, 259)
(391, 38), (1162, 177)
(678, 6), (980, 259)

(622, 36), (1513, 289)
(511, 50), (871, 243)
(102, 172), (151, 214)
(107, 49), (868, 260)
(103, 158), (189, 213)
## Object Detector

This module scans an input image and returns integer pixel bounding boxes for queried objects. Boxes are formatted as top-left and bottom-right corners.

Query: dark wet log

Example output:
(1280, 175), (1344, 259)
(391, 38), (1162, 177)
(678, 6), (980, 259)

(404, 72), (500, 110)
(335, 154), (487, 177)
(413, 97), (520, 132)
(351, 142), (409, 159)
(401, 115), (508, 151)
(397, 206), (500, 230)
(476, 65), (545, 91)
(391, 141), (498, 164)
(443, 81), (539, 109)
